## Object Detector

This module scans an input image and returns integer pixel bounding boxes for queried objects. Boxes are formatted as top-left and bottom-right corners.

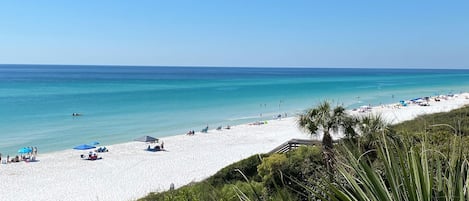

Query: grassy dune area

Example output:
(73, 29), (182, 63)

(140, 105), (469, 201)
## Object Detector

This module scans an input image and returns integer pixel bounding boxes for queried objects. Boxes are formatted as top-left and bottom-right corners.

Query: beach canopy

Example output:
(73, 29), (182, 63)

(73, 144), (96, 150)
(134, 135), (158, 143)
(18, 147), (32, 154)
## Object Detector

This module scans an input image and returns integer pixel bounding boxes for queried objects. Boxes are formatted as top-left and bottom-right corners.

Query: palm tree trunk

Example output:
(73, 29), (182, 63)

(322, 131), (334, 180)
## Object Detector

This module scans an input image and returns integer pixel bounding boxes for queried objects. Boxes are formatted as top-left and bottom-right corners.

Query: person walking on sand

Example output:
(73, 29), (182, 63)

(161, 141), (164, 150)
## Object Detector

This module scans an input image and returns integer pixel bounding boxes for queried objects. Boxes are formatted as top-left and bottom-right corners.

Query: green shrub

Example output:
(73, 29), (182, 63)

(139, 181), (219, 201)
(257, 153), (288, 186)
(139, 154), (268, 201)
(219, 181), (264, 201)
(207, 154), (267, 187)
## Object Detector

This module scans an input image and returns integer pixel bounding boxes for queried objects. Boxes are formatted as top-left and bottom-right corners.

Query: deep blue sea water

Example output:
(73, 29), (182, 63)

(1, 65), (469, 155)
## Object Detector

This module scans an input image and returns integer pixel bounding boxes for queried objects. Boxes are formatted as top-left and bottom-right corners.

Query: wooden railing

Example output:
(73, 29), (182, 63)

(268, 139), (322, 154)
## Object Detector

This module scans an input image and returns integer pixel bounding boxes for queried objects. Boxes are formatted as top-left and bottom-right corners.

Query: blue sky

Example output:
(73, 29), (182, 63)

(0, 0), (468, 68)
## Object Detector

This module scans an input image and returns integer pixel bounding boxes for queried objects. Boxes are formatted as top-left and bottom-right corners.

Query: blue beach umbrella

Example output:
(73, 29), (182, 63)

(73, 144), (96, 150)
(18, 147), (32, 154)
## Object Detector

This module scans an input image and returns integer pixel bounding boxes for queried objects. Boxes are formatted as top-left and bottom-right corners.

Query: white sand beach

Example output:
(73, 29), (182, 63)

(1, 93), (469, 201)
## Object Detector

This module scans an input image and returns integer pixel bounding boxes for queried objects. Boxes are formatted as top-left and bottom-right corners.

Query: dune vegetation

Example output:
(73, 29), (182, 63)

(139, 105), (469, 201)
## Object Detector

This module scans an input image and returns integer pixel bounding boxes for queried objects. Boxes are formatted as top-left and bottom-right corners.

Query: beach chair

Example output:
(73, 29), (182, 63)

(201, 126), (209, 133)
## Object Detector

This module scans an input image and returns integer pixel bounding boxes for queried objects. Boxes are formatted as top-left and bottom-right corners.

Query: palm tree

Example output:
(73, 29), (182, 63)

(297, 101), (354, 176)
(356, 114), (389, 153)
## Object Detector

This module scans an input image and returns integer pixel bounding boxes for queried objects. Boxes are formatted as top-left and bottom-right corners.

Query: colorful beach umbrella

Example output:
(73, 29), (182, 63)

(73, 144), (96, 150)
(18, 147), (32, 154)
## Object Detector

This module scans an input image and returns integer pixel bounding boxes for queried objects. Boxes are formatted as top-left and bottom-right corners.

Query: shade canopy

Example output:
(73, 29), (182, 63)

(18, 147), (32, 154)
(73, 144), (96, 150)
(134, 135), (158, 143)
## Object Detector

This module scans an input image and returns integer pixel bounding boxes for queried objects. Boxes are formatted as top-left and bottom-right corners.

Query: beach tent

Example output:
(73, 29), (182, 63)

(73, 144), (96, 150)
(134, 135), (158, 143)
(18, 147), (32, 154)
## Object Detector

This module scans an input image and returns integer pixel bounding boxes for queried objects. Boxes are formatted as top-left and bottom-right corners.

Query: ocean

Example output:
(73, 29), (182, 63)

(1, 65), (469, 155)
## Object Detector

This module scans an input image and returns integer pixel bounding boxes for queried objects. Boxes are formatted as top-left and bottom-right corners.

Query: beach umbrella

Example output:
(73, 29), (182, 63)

(73, 144), (96, 150)
(18, 147), (32, 154)
(134, 135), (158, 143)
(90, 141), (100, 145)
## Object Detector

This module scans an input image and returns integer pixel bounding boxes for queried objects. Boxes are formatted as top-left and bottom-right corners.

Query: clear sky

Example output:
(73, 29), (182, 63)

(1, 0), (468, 68)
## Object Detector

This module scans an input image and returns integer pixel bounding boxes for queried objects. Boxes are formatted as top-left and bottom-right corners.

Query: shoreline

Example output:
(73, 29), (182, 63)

(1, 93), (469, 201)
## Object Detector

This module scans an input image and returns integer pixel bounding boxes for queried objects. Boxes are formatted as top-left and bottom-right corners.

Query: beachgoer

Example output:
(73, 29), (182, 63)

(6, 155), (9, 163)
(147, 145), (151, 150)
(170, 183), (175, 190)
(161, 141), (164, 150)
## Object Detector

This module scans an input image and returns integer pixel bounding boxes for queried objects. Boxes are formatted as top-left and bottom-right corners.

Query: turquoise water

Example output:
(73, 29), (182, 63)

(1, 65), (469, 155)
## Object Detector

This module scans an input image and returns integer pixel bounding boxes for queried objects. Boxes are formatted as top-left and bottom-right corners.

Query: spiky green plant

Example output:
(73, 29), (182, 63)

(325, 131), (469, 201)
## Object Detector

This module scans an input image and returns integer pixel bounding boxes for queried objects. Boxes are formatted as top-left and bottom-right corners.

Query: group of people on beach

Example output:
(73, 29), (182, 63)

(146, 141), (164, 152)
(81, 151), (101, 160)
(352, 94), (464, 113)
(0, 146), (38, 164)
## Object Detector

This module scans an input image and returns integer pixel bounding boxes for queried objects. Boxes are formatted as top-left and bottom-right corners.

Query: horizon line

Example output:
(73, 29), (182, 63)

(0, 63), (468, 70)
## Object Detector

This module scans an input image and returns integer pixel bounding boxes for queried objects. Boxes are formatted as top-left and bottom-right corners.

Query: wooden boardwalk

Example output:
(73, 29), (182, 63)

(268, 138), (322, 154)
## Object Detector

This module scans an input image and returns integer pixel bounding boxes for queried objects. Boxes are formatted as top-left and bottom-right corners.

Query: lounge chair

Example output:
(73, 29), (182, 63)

(201, 126), (209, 133)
